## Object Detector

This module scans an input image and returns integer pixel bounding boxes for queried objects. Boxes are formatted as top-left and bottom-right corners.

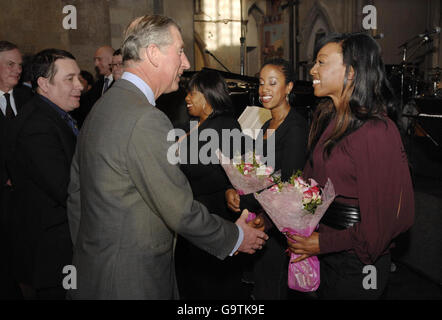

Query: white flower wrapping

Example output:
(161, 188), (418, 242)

(254, 178), (336, 291)
(216, 149), (278, 195)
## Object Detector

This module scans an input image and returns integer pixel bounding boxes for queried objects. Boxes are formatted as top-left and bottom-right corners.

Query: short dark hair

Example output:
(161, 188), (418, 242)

(31, 48), (76, 90)
(187, 69), (234, 118)
(113, 48), (122, 56)
(80, 70), (94, 86)
(0, 40), (18, 53)
(261, 58), (295, 106)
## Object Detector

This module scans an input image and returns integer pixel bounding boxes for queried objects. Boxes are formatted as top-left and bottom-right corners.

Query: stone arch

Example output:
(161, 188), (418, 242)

(246, 3), (265, 76)
(301, 1), (336, 64)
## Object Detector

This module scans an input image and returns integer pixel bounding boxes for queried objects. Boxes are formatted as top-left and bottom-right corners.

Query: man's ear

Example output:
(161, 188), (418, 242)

(37, 77), (49, 94)
(144, 44), (160, 68)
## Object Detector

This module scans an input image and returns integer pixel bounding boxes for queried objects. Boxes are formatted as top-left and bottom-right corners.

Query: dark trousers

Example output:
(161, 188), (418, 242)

(241, 228), (289, 300)
(0, 186), (23, 300)
(175, 235), (249, 300)
(317, 251), (391, 300)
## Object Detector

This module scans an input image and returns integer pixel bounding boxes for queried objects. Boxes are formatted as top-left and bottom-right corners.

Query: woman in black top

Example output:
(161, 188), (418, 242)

(225, 58), (308, 299)
(174, 69), (248, 300)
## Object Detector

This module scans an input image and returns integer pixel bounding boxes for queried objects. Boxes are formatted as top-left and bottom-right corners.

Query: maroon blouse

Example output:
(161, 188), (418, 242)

(304, 117), (414, 264)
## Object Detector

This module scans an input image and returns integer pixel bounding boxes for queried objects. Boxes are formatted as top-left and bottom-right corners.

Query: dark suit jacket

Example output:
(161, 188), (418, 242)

(11, 95), (75, 289)
(0, 85), (34, 186)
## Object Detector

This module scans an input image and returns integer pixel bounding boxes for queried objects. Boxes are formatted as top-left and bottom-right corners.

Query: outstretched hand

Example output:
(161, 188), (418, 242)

(235, 209), (268, 254)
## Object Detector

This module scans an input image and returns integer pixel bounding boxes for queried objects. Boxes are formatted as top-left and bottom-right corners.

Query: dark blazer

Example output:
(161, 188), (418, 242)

(175, 114), (245, 299)
(0, 85), (34, 185)
(11, 95), (75, 289)
(240, 107), (308, 212)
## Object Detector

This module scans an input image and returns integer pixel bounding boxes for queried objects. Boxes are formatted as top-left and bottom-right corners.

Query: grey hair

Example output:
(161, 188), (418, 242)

(122, 15), (180, 62)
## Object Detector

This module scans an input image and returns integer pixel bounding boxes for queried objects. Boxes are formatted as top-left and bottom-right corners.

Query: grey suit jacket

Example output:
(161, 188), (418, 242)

(67, 79), (239, 300)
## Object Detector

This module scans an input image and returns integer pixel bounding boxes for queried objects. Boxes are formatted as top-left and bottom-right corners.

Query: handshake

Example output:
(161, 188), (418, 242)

(234, 209), (268, 255)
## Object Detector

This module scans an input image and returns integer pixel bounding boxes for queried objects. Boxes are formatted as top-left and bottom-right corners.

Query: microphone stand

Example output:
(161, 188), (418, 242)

(205, 49), (231, 73)
(398, 36), (431, 110)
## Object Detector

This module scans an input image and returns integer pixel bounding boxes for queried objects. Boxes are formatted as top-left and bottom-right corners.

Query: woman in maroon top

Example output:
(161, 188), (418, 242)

(287, 33), (414, 299)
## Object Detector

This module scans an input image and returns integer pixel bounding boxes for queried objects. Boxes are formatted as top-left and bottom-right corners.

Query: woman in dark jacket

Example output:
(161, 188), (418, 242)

(174, 69), (248, 300)
(226, 59), (308, 299)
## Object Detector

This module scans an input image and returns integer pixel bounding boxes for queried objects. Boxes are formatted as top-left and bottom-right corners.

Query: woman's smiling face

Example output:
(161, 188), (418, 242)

(258, 64), (293, 110)
(310, 42), (348, 104)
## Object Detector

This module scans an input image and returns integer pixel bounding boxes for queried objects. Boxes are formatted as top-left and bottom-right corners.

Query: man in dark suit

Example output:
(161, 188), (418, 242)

(73, 46), (114, 127)
(67, 15), (268, 300)
(11, 49), (83, 299)
(0, 40), (33, 299)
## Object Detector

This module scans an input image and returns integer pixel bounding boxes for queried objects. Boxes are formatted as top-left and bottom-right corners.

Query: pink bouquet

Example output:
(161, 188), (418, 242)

(254, 172), (335, 292)
(217, 149), (278, 195)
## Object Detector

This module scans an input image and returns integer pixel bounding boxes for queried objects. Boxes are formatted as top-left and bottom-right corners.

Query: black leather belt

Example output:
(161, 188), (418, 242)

(321, 201), (361, 230)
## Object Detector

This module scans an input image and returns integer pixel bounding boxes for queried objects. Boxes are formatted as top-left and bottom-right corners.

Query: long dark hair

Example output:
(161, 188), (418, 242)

(187, 69), (234, 118)
(308, 33), (398, 162)
(260, 58), (295, 106)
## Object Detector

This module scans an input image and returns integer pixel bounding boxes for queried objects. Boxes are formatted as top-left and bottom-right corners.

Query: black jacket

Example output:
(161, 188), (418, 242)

(11, 95), (75, 288)
(0, 85), (34, 186)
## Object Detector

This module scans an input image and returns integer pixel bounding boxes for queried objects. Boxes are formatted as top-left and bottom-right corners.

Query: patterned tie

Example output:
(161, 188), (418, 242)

(3, 93), (15, 119)
(102, 78), (110, 95)
(64, 113), (79, 136)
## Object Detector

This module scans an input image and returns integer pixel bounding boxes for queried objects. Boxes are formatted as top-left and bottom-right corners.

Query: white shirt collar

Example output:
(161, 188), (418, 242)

(105, 74), (113, 83)
(0, 88), (13, 96)
(121, 72), (156, 106)
(0, 88), (17, 116)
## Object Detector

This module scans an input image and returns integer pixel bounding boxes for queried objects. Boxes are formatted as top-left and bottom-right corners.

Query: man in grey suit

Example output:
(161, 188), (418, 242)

(67, 14), (268, 300)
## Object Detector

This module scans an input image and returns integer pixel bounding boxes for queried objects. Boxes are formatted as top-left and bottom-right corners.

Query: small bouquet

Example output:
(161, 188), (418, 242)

(217, 149), (278, 196)
(254, 171), (335, 292)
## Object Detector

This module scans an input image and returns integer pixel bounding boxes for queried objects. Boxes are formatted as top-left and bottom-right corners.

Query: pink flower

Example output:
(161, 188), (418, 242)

(245, 212), (257, 223)
(303, 189), (313, 200)
(244, 163), (254, 172)
(310, 186), (320, 200)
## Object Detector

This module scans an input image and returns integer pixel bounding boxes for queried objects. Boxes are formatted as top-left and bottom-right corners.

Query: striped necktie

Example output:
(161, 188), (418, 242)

(3, 93), (15, 119)
(102, 78), (110, 95)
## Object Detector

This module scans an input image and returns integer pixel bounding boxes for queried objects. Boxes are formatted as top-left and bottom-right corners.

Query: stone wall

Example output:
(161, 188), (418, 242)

(0, 0), (439, 79)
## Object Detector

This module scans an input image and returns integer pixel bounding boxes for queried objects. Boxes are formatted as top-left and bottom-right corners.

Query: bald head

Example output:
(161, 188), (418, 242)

(94, 46), (114, 76)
